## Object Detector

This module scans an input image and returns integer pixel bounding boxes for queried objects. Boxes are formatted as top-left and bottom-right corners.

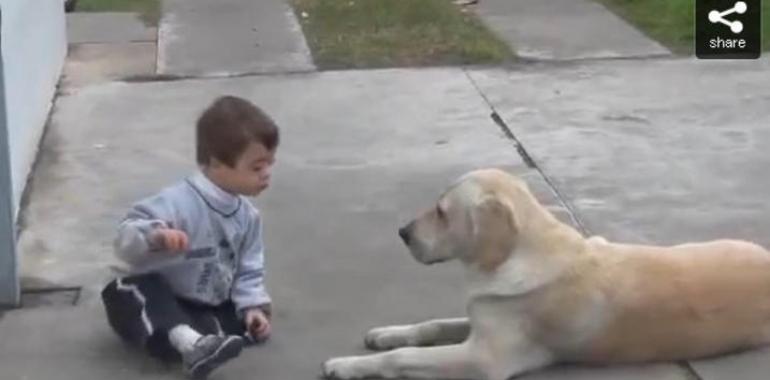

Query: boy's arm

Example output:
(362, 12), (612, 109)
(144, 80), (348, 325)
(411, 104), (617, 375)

(233, 208), (272, 316)
(114, 193), (178, 266)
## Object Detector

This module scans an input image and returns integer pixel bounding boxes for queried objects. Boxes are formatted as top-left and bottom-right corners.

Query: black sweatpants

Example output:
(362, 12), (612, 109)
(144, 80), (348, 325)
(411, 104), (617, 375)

(101, 272), (247, 361)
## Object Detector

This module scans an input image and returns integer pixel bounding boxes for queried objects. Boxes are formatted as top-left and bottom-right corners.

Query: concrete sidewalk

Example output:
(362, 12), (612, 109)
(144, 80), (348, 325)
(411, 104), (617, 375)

(67, 12), (156, 44)
(158, 0), (314, 75)
(6, 58), (770, 380)
(474, 0), (671, 60)
(64, 12), (157, 87)
(7, 65), (687, 380)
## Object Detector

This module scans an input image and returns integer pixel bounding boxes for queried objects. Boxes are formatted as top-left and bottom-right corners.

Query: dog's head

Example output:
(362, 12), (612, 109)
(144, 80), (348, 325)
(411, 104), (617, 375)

(398, 168), (525, 272)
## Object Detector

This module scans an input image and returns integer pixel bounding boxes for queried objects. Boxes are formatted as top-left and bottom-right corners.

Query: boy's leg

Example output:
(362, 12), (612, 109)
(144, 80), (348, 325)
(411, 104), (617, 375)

(101, 273), (245, 378)
(174, 299), (246, 377)
(101, 272), (191, 360)
(213, 301), (248, 337)
(178, 298), (230, 337)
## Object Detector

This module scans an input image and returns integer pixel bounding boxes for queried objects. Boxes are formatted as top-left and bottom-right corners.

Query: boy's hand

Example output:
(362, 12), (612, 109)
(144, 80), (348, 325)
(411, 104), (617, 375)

(244, 307), (271, 341)
(149, 228), (189, 253)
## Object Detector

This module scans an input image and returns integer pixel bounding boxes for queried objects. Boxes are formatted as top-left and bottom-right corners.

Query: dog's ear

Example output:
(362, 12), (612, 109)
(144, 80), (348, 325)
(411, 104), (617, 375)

(471, 195), (517, 272)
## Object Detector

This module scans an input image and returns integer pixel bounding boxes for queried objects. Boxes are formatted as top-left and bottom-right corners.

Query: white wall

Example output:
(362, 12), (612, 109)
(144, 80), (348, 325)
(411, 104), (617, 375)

(1, 0), (66, 214)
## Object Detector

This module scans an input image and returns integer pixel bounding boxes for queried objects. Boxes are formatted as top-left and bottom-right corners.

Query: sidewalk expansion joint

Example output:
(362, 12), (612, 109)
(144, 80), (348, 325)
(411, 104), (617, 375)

(19, 286), (82, 309)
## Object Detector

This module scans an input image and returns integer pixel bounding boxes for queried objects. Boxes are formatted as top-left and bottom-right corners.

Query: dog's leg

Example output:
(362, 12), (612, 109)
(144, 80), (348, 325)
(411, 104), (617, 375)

(365, 318), (470, 350)
(481, 347), (552, 380)
(323, 344), (479, 380)
(324, 336), (553, 380)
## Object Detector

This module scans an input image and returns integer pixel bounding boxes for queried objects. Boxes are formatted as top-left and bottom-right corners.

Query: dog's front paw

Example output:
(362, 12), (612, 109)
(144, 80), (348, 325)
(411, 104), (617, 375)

(322, 356), (371, 380)
(364, 325), (417, 351)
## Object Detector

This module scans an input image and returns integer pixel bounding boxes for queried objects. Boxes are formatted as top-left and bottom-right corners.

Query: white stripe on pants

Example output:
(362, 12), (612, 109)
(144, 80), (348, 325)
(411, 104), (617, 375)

(116, 277), (155, 336)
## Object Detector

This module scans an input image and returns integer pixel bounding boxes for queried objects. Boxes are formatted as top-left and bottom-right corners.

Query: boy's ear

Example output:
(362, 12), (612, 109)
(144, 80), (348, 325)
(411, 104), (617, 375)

(208, 157), (226, 169)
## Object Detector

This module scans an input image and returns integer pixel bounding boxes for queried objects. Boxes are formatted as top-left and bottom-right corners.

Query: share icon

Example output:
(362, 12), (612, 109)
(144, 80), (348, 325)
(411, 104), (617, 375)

(709, 1), (748, 34)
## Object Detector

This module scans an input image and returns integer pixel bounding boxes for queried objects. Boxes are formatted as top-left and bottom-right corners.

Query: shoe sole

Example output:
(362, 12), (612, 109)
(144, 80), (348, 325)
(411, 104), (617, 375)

(189, 336), (244, 379)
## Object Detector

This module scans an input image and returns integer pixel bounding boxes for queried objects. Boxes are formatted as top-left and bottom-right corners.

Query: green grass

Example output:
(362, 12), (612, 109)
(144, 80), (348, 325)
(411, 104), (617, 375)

(75, 0), (161, 26)
(291, 0), (514, 69)
(598, 0), (770, 54)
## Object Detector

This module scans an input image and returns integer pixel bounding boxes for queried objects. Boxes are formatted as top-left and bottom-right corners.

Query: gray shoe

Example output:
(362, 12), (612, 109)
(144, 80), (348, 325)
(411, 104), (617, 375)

(183, 335), (244, 379)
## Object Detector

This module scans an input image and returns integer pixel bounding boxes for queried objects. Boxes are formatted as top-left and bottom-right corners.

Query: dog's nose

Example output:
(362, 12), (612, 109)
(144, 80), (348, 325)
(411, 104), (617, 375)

(398, 223), (413, 245)
(398, 227), (410, 244)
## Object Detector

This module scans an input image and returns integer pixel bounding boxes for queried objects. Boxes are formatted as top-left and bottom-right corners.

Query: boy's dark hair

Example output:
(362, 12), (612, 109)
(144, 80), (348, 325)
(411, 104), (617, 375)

(196, 96), (280, 167)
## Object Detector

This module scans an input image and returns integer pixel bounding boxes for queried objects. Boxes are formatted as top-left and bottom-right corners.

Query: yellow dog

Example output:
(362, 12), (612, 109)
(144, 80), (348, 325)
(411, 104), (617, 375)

(323, 168), (770, 380)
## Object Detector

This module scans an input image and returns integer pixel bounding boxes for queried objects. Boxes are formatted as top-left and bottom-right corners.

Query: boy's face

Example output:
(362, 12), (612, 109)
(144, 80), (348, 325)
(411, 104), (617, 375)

(208, 142), (276, 196)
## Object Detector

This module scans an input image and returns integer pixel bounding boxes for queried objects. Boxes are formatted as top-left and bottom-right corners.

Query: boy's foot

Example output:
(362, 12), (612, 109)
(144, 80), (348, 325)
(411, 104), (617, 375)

(182, 335), (244, 379)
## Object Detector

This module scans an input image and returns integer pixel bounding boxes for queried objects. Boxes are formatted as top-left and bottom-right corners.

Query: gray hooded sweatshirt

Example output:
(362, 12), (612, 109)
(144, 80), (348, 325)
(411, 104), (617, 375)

(114, 171), (271, 313)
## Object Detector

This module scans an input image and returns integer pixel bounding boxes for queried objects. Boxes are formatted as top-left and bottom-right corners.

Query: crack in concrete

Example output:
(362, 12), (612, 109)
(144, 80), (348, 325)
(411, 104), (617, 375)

(462, 68), (590, 236)
(679, 361), (705, 380)
(120, 67), (317, 83)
